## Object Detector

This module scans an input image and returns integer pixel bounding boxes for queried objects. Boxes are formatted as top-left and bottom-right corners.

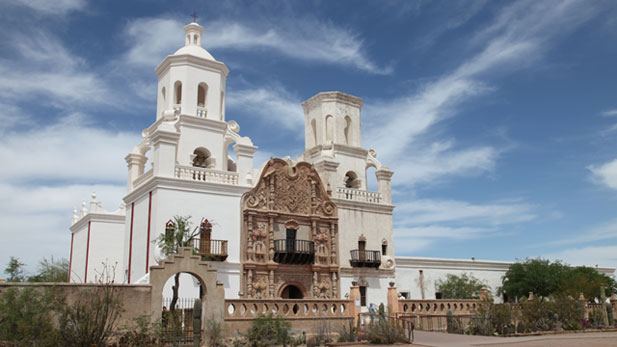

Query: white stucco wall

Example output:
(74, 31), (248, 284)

(394, 257), (511, 302)
(69, 222), (88, 283)
(123, 181), (249, 288)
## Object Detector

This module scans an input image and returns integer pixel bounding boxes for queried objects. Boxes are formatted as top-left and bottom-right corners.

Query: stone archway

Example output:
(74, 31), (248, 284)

(149, 247), (225, 330)
(277, 281), (307, 299)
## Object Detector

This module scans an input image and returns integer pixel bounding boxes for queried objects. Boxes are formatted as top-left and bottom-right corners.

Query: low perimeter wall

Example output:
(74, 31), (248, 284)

(224, 299), (354, 336)
(0, 282), (153, 329)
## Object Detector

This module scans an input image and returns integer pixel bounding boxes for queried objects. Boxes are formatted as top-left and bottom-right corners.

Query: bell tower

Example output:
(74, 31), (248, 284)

(155, 22), (228, 122)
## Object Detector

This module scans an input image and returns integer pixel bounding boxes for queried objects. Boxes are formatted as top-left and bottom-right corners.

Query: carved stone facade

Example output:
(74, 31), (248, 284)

(241, 159), (339, 298)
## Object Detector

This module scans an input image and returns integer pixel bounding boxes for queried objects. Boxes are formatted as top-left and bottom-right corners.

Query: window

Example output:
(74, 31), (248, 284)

(174, 81), (182, 104)
(325, 115), (334, 142)
(435, 292), (443, 299)
(197, 83), (208, 107)
(344, 116), (352, 144)
(358, 239), (366, 261)
(360, 286), (367, 307)
(345, 171), (359, 188)
(192, 148), (211, 168)
(311, 119), (317, 146)
(381, 243), (387, 255)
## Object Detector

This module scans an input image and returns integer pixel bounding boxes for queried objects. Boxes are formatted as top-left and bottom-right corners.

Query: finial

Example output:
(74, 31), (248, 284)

(91, 191), (96, 201)
(191, 11), (198, 23)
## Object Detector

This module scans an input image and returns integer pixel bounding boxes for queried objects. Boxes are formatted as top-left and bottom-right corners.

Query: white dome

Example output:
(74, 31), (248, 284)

(174, 45), (216, 61)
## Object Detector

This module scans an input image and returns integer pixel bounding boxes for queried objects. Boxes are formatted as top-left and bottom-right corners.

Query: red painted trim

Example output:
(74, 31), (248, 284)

(85, 221), (91, 282)
(145, 191), (152, 273)
(128, 203), (135, 283)
(68, 233), (74, 282)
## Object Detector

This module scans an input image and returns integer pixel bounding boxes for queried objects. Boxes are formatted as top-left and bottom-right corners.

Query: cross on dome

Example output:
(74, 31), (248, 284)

(191, 11), (198, 23)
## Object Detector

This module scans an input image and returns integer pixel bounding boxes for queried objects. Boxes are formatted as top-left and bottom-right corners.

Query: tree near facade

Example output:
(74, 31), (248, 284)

(436, 273), (487, 299)
(4, 256), (26, 282)
(155, 216), (201, 314)
(500, 258), (616, 301)
(28, 257), (69, 282)
(557, 266), (615, 300)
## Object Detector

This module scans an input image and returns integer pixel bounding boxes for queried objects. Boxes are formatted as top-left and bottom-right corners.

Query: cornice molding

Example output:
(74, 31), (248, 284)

(176, 115), (227, 133)
(155, 54), (229, 77)
(332, 198), (395, 215)
(123, 176), (250, 204)
(70, 212), (125, 233)
(302, 91), (363, 112)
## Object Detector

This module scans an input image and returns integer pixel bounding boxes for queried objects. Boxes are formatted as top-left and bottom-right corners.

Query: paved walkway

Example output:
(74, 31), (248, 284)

(406, 330), (617, 347)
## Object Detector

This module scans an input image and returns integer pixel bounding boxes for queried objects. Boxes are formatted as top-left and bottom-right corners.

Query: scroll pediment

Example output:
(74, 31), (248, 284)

(242, 159), (336, 217)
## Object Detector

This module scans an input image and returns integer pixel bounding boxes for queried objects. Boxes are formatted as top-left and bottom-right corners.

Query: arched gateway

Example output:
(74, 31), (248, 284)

(149, 247), (225, 330)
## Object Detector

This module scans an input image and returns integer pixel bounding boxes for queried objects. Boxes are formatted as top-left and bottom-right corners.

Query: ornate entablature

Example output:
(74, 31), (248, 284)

(240, 159), (340, 299)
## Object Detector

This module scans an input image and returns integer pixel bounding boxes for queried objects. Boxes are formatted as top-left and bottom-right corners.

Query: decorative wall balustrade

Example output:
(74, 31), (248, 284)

(175, 165), (239, 185)
(399, 299), (479, 316)
(190, 238), (228, 261)
(133, 169), (153, 188)
(335, 187), (382, 203)
(196, 106), (207, 118)
(224, 299), (352, 320)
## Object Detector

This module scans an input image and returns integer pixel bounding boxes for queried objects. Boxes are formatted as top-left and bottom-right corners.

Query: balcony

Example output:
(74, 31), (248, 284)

(335, 187), (382, 204)
(175, 165), (239, 185)
(273, 239), (315, 265)
(349, 250), (381, 268)
(191, 238), (228, 261)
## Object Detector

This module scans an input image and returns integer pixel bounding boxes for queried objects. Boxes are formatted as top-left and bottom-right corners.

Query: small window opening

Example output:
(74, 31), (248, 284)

(175, 82), (182, 104)
(381, 243), (387, 255)
(435, 292), (443, 299)
(344, 116), (352, 145)
(345, 171), (359, 189)
(360, 286), (367, 307)
(192, 148), (211, 168)
(197, 83), (208, 107)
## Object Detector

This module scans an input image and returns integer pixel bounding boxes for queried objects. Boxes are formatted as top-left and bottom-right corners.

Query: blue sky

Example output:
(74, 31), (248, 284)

(1, 0), (617, 277)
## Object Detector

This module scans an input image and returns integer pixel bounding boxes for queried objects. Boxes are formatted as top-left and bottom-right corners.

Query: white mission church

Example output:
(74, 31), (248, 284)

(68, 21), (614, 306)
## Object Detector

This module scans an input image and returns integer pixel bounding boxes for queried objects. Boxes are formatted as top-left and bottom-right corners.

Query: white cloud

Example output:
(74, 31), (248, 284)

(227, 87), (304, 130)
(393, 198), (535, 256)
(0, 182), (126, 278)
(7, 0), (86, 15)
(0, 32), (113, 108)
(601, 109), (617, 117)
(0, 113), (140, 183)
(544, 219), (617, 247)
(588, 158), (617, 190)
(396, 199), (536, 226)
(543, 245), (617, 269)
(365, 0), (601, 188)
(123, 17), (389, 74)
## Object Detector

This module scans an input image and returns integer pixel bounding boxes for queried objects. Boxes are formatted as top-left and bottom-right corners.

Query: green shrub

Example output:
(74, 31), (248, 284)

(245, 313), (290, 347)
(117, 315), (163, 347)
(0, 286), (60, 346)
(337, 319), (357, 342)
(366, 311), (406, 344)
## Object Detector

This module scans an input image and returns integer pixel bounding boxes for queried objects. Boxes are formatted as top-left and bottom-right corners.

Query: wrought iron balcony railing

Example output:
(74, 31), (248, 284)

(273, 239), (315, 265)
(349, 249), (381, 268)
(191, 238), (228, 261)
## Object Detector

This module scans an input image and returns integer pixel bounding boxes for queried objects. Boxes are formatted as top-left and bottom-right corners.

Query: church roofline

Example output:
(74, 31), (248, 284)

(155, 54), (229, 77)
(301, 91), (363, 111)
(395, 256), (616, 276)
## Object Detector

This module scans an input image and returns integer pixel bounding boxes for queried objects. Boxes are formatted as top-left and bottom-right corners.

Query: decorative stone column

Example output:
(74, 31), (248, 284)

(579, 293), (588, 319)
(234, 143), (258, 186)
(387, 282), (400, 315)
(375, 168), (394, 204)
(150, 122), (180, 178)
(125, 152), (147, 191)
(349, 283), (362, 327)
(313, 159), (339, 194)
